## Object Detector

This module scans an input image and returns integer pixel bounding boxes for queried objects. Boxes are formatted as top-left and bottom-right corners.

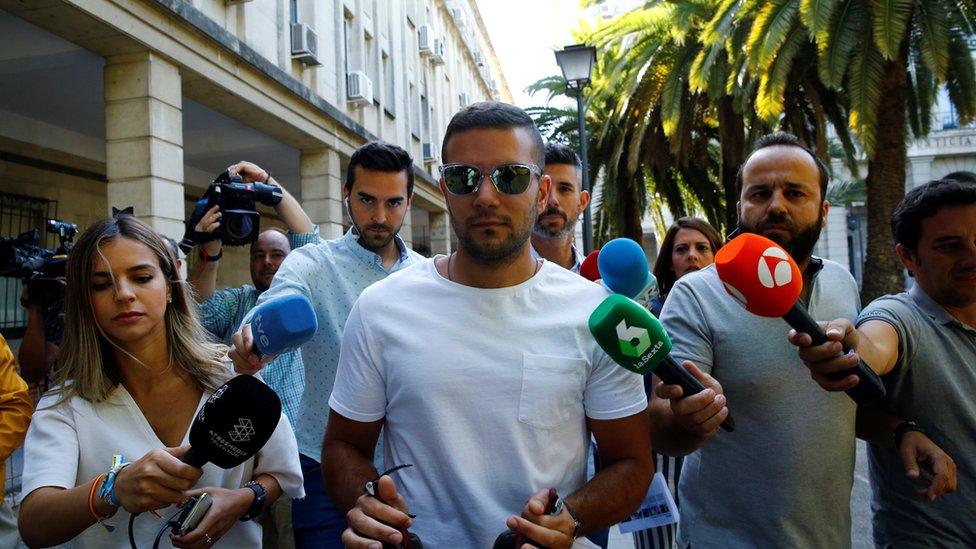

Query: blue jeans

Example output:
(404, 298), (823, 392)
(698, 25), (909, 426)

(292, 454), (346, 549)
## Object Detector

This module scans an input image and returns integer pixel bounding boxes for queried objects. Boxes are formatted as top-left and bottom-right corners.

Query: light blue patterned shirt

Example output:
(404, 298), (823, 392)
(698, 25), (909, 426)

(242, 229), (424, 461)
(199, 229), (320, 427)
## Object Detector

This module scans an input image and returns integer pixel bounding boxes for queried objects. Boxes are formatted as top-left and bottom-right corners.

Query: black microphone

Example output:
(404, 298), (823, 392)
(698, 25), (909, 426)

(182, 375), (282, 468)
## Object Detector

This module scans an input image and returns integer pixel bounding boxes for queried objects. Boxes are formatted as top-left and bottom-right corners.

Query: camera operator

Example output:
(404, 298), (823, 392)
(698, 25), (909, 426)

(186, 160), (316, 549)
(18, 276), (63, 390)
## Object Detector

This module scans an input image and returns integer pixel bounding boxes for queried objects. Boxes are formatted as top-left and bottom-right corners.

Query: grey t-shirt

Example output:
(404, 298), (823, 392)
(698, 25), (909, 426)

(660, 259), (860, 549)
(858, 285), (976, 547)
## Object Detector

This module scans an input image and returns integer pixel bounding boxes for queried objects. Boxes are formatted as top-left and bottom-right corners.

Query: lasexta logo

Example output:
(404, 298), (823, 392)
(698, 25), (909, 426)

(616, 319), (651, 357)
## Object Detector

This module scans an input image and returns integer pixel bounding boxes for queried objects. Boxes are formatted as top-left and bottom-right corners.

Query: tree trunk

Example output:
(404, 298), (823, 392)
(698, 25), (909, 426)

(623, 179), (644, 246)
(861, 56), (909, 304)
(717, 96), (746, 235)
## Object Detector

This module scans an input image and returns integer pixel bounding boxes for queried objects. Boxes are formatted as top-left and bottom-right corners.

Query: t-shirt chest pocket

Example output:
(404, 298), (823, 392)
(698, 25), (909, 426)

(518, 353), (587, 429)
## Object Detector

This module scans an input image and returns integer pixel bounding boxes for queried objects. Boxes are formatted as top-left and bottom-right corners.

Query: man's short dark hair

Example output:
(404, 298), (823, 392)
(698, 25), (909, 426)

(892, 177), (976, 251)
(441, 102), (545, 167)
(943, 170), (976, 183)
(544, 142), (582, 171)
(735, 132), (829, 199)
(345, 141), (414, 196)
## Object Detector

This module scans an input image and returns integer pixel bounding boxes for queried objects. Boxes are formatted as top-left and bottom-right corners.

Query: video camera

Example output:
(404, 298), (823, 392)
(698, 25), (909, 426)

(0, 219), (77, 307)
(183, 170), (283, 250)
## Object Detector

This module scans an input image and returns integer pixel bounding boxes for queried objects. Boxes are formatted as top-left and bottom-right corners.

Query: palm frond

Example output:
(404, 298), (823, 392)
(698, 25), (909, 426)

(848, 25), (886, 155)
(912, 0), (951, 77)
(756, 25), (808, 122)
(746, 0), (800, 72)
(944, 31), (976, 123)
(870, 0), (913, 60)
(799, 0), (841, 37)
(816, 0), (861, 88)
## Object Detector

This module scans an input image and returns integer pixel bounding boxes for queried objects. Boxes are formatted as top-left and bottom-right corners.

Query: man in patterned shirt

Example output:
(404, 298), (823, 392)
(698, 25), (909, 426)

(228, 142), (424, 549)
(188, 160), (317, 425)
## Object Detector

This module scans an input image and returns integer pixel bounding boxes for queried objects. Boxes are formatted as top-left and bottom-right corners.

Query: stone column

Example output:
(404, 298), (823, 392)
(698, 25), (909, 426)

(300, 148), (345, 240)
(104, 52), (184, 239)
(907, 155), (934, 192)
(429, 210), (451, 255)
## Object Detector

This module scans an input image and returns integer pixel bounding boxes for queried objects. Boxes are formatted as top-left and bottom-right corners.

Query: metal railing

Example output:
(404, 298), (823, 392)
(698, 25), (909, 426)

(935, 110), (976, 132)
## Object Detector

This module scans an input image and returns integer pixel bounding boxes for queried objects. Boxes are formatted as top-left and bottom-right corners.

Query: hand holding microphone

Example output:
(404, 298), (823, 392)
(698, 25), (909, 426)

(589, 294), (735, 432)
(714, 233), (885, 405)
(229, 294), (318, 374)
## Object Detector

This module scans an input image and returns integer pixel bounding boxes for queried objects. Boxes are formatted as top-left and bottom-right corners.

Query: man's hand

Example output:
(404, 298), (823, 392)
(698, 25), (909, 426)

(654, 361), (729, 439)
(899, 430), (957, 501)
(787, 319), (861, 392)
(505, 489), (575, 549)
(227, 161), (272, 184)
(341, 475), (413, 549)
(193, 205), (222, 257)
(228, 324), (276, 374)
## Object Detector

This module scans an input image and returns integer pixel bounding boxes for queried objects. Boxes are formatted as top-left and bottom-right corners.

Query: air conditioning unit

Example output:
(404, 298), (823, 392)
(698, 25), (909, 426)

(417, 25), (432, 55)
(472, 50), (484, 67)
(291, 23), (322, 65)
(458, 92), (468, 107)
(450, 7), (467, 28)
(347, 71), (373, 105)
(430, 39), (446, 65)
(422, 142), (438, 162)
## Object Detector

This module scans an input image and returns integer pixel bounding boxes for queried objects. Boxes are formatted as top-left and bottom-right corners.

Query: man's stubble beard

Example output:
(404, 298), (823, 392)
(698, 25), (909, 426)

(448, 194), (539, 263)
(740, 210), (825, 264)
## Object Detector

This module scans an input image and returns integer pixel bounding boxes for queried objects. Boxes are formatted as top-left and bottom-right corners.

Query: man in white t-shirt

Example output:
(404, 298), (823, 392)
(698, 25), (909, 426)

(323, 101), (652, 548)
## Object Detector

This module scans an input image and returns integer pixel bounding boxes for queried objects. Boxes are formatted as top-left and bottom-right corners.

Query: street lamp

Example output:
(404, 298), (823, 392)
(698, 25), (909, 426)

(555, 44), (597, 253)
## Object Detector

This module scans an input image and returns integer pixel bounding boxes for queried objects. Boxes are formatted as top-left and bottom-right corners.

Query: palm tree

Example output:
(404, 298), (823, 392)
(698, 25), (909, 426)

(712, 0), (976, 301)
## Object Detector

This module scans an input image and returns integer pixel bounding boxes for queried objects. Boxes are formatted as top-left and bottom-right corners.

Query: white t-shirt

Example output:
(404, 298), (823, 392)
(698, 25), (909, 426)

(21, 376), (304, 548)
(329, 258), (647, 548)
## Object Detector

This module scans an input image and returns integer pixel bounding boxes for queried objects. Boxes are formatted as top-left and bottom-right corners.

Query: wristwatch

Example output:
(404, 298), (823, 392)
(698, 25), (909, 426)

(239, 480), (267, 522)
(556, 498), (582, 539)
(893, 420), (925, 448)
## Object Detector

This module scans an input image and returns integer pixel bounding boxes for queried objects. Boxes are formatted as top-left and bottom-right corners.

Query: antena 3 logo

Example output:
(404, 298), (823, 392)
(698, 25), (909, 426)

(616, 319), (651, 357)
(757, 246), (793, 288)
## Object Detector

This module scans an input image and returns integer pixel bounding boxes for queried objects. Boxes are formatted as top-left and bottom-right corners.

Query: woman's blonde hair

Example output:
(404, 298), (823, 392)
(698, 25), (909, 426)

(53, 216), (227, 403)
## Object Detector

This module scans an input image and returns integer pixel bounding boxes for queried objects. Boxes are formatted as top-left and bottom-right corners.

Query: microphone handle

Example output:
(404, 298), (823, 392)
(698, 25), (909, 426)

(782, 304), (886, 405)
(658, 356), (735, 432)
(181, 447), (208, 468)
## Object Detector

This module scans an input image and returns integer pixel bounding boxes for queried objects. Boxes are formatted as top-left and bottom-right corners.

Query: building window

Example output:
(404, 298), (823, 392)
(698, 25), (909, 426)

(383, 52), (395, 118)
(366, 31), (378, 106)
(410, 82), (420, 139)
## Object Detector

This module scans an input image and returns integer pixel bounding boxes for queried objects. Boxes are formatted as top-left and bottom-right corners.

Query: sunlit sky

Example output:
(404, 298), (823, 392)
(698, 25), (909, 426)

(476, 0), (585, 109)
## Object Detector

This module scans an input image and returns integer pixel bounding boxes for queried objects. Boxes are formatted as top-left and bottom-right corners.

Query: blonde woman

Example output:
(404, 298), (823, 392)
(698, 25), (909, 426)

(18, 216), (303, 548)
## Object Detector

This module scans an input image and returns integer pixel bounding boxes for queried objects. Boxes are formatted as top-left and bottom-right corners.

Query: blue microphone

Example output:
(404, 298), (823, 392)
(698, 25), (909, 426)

(598, 238), (657, 300)
(250, 294), (318, 357)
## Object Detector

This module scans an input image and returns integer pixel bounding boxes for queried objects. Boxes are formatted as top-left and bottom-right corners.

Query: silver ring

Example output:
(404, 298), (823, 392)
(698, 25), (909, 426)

(204, 533), (213, 545)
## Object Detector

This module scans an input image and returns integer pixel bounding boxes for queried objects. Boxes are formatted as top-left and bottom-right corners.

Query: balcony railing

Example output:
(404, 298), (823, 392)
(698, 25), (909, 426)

(936, 110), (976, 132)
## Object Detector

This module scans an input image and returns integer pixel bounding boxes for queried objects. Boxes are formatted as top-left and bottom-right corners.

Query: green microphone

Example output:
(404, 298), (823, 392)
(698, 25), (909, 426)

(589, 294), (735, 432)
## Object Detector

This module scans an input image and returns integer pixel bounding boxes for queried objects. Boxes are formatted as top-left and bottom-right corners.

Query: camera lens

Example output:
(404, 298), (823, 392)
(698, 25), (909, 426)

(224, 213), (253, 240)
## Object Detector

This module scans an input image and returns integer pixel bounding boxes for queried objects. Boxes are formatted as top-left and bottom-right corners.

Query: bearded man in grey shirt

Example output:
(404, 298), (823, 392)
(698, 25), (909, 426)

(792, 176), (974, 547)
(648, 133), (954, 548)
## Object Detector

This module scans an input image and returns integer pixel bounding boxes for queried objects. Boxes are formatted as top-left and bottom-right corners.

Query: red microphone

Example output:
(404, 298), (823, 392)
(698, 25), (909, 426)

(579, 249), (601, 281)
(715, 233), (885, 405)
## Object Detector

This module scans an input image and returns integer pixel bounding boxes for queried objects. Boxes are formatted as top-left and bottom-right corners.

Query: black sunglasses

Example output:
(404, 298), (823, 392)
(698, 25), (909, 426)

(439, 163), (542, 196)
